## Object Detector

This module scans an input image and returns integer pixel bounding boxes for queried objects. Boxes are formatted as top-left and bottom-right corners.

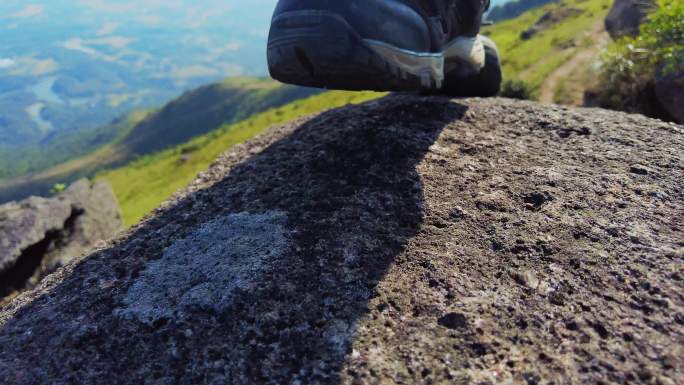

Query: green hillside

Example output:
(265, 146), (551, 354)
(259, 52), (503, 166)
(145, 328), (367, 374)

(98, 90), (385, 226)
(487, 0), (557, 22)
(0, 78), (321, 202)
(484, 0), (613, 101)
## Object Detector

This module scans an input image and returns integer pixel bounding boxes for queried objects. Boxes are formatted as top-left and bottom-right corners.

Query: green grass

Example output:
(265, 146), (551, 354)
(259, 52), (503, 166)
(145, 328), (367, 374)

(483, 0), (613, 91)
(98, 90), (385, 226)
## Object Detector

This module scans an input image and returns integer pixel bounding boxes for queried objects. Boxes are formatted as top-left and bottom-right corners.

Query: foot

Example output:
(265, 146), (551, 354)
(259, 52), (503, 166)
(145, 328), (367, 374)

(267, 0), (501, 95)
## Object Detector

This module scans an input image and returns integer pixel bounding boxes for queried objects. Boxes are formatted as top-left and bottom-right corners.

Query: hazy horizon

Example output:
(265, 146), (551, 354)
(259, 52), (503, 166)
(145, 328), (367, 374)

(0, 1), (279, 147)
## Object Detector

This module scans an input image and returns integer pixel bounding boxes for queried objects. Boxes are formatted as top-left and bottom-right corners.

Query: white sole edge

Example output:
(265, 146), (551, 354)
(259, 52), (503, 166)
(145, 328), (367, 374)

(365, 36), (486, 89)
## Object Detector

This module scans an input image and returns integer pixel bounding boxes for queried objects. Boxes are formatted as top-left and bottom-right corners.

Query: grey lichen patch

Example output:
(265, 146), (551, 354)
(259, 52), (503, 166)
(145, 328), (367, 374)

(115, 211), (289, 324)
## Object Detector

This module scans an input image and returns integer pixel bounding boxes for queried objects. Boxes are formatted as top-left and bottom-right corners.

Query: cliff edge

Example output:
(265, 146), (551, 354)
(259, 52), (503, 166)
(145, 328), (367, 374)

(0, 95), (682, 384)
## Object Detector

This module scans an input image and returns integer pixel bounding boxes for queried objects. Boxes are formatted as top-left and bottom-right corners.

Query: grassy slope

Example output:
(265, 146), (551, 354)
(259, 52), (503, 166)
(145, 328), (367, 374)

(0, 78), (320, 203)
(98, 91), (385, 226)
(483, 0), (613, 95)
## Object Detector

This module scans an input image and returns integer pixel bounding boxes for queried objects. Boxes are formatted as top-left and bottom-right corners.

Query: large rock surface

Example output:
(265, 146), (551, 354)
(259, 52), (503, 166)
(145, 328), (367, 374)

(0, 179), (122, 302)
(0, 96), (682, 384)
(605, 0), (655, 38)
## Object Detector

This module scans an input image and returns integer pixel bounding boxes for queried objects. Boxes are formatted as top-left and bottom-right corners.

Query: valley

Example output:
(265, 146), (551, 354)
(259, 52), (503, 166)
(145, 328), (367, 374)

(0, 0), (280, 176)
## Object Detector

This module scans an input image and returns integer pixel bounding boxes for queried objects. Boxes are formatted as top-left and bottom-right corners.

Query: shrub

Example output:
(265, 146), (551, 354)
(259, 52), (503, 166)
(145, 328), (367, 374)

(596, 0), (684, 114)
(50, 183), (66, 195)
(499, 79), (534, 99)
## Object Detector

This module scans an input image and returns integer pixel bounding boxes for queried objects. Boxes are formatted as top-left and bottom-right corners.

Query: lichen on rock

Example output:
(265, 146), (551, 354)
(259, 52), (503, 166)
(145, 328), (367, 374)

(115, 211), (289, 324)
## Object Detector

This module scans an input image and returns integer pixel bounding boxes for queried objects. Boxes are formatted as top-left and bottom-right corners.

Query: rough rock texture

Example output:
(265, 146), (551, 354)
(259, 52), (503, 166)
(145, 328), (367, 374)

(605, 0), (655, 38)
(0, 179), (122, 302)
(655, 71), (684, 124)
(0, 198), (72, 274)
(0, 96), (682, 385)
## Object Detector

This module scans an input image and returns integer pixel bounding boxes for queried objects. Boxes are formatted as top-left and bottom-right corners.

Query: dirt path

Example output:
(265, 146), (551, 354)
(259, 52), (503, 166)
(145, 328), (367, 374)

(539, 21), (611, 105)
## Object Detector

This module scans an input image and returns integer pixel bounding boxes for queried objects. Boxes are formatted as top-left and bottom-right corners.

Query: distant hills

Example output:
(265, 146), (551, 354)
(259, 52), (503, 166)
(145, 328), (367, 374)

(487, 0), (558, 22)
(0, 78), (321, 203)
(118, 78), (321, 156)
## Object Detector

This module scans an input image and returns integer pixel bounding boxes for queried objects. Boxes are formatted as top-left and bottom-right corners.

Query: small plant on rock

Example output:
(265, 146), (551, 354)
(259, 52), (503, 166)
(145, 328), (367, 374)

(499, 79), (534, 100)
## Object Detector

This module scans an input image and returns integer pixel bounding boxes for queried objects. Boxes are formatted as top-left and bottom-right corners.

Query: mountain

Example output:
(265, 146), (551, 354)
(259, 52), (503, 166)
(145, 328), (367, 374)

(117, 78), (321, 156)
(1, 95), (681, 384)
(0, 78), (322, 203)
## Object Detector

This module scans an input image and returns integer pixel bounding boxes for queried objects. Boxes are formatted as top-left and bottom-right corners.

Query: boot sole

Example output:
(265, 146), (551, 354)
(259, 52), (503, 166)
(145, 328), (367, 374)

(267, 10), (485, 91)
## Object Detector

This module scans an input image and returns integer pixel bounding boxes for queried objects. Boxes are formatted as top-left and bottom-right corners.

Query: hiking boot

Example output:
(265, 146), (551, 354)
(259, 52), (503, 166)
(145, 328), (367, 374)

(267, 0), (501, 95)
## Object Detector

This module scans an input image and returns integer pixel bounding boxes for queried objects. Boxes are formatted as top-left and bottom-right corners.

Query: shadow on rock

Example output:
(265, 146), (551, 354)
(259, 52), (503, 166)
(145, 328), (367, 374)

(0, 95), (467, 384)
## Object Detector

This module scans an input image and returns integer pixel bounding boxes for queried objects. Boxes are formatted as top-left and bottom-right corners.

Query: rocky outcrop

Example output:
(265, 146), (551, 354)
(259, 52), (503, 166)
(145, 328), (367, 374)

(0, 179), (122, 302)
(655, 71), (684, 124)
(0, 96), (682, 384)
(605, 0), (655, 38)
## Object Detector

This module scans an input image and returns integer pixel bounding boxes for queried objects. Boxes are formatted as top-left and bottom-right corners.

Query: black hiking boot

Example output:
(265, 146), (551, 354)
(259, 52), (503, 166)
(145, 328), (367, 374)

(267, 0), (501, 96)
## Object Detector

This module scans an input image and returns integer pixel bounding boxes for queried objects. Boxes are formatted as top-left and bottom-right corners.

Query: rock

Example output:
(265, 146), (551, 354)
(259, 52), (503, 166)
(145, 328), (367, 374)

(0, 179), (122, 301)
(0, 197), (72, 275)
(0, 96), (682, 384)
(655, 71), (684, 124)
(605, 0), (655, 39)
(521, 7), (584, 40)
(438, 312), (468, 330)
(630, 164), (651, 175)
(49, 180), (123, 272)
